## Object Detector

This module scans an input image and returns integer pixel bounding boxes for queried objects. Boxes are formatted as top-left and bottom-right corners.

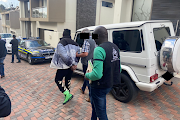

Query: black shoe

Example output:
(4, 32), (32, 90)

(1, 75), (5, 78)
(11, 62), (14, 63)
(17, 61), (21, 63)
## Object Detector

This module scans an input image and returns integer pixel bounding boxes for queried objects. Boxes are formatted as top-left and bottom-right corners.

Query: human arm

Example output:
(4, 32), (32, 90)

(76, 40), (89, 58)
(85, 47), (106, 81)
(56, 43), (73, 67)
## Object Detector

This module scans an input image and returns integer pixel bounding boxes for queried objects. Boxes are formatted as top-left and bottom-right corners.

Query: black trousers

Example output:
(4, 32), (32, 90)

(55, 68), (73, 93)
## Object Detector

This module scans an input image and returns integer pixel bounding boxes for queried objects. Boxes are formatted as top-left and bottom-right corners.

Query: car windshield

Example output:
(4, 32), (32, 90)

(0, 34), (12, 38)
(26, 40), (49, 48)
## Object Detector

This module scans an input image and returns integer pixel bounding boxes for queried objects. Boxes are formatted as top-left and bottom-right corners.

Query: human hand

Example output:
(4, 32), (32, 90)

(84, 70), (90, 81)
(76, 52), (79, 57)
(71, 65), (77, 71)
(84, 75), (89, 81)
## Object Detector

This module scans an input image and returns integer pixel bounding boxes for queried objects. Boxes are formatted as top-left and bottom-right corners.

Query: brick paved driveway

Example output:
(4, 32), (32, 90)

(1, 55), (180, 120)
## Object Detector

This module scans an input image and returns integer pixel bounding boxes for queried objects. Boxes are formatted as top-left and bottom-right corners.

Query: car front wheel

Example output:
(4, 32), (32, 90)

(111, 73), (138, 103)
(28, 54), (34, 65)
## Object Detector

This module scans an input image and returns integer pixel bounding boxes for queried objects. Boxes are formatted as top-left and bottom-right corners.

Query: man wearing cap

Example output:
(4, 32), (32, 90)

(85, 26), (121, 120)
(51, 29), (80, 105)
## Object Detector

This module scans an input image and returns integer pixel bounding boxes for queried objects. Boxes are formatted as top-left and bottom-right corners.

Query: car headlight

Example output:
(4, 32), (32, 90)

(32, 51), (41, 56)
(32, 51), (39, 53)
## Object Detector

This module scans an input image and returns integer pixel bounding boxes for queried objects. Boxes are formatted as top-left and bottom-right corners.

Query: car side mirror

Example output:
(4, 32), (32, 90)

(47, 43), (50, 46)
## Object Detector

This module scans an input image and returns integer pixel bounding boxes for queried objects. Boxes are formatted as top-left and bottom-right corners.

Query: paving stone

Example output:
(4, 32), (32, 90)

(1, 55), (180, 120)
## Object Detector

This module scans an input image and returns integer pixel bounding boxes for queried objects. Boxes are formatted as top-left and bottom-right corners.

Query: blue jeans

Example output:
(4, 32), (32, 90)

(0, 57), (5, 76)
(90, 87), (111, 120)
(81, 64), (90, 93)
(12, 51), (20, 62)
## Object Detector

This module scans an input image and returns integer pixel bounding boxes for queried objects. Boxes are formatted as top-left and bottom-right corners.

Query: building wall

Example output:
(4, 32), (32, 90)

(151, 0), (180, 35)
(76, 0), (97, 30)
(44, 30), (61, 48)
(0, 20), (2, 33)
(9, 11), (20, 29)
(10, 28), (21, 36)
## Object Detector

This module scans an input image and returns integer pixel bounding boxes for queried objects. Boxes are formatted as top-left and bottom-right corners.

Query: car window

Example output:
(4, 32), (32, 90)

(75, 33), (84, 47)
(17, 39), (21, 44)
(0, 34), (12, 38)
(19, 41), (26, 48)
(26, 40), (48, 48)
(113, 30), (142, 52)
(153, 27), (171, 51)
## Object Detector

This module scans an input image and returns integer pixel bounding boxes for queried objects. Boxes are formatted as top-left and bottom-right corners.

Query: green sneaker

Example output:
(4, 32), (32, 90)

(63, 90), (73, 105)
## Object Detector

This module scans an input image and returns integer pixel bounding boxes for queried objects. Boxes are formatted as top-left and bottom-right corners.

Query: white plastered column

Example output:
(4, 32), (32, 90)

(113, 0), (133, 23)
(19, 1), (26, 37)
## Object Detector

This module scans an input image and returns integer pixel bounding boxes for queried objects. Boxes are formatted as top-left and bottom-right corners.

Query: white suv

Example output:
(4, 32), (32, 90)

(74, 20), (180, 103)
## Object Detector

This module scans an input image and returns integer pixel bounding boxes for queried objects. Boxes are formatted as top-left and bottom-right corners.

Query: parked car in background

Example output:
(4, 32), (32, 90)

(18, 38), (55, 64)
(0, 33), (22, 53)
(0, 33), (12, 39)
(74, 20), (180, 103)
(6, 37), (22, 53)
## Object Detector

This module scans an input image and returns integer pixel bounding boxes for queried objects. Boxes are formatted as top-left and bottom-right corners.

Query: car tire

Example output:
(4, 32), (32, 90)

(111, 73), (138, 103)
(27, 54), (34, 65)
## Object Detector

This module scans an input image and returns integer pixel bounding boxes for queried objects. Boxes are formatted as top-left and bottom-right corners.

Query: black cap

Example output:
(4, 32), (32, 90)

(63, 29), (71, 37)
(13, 35), (16, 38)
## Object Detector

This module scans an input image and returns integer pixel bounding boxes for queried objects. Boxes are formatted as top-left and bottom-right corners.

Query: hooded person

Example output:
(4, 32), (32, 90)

(0, 86), (11, 118)
(85, 26), (121, 120)
(50, 29), (80, 105)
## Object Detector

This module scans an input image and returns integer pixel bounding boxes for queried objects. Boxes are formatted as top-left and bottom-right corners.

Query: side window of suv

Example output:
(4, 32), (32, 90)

(153, 27), (171, 51)
(113, 30), (142, 52)
(75, 33), (84, 47)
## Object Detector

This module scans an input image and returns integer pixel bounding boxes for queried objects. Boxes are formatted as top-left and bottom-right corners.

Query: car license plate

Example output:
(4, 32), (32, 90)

(45, 55), (53, 59)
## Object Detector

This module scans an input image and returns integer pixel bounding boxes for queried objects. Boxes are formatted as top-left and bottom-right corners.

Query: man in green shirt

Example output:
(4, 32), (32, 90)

(85, 26), (121, 120)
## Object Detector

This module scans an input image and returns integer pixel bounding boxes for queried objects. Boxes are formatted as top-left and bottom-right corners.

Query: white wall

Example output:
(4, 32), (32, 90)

(96, 0), (115, 25)
(0, 20), (2, 33)
(20, 21), (26, 37)
(57, 0), (77, 34)
(44, 30), (62, 48)
(35, 0), (77, 47)
(10, 28), (21, 37)
(120, 0), (133, 23)
(113, 0), (133, 23)
(96, 0), (133, 25)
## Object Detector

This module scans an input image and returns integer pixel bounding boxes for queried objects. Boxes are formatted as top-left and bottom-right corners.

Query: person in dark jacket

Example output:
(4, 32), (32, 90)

(0, 85), (11, 117)
(0, 36), (7, 78)
(85, 26), (121, 120)
(51, 29), (80, 105)
(10, 35), (21, 63)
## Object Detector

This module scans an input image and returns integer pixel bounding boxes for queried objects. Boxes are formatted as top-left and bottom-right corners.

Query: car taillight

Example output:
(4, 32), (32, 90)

(150, 74), (158, 83)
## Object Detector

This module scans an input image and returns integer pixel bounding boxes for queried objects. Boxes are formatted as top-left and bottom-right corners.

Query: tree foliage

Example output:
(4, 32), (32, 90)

(0, 4), (7, 13)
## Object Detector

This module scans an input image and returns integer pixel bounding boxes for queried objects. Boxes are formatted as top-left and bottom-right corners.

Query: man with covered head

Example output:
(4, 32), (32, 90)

(76, 28), (96, 102)
(85, 26), (121, 120)
(51, 29), (80, 105)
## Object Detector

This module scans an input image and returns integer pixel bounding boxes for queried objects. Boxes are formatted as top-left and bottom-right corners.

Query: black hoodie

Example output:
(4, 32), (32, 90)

(0, 86), (11, 118)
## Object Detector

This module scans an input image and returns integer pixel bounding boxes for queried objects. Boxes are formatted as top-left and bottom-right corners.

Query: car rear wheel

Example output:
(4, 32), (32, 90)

(111, 73), (138, 103)
(28, 54), (34, 65)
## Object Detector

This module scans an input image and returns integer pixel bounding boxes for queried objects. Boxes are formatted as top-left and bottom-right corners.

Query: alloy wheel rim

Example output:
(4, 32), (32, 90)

(28, 55), (31, 63)
(113, 79), (129, 100)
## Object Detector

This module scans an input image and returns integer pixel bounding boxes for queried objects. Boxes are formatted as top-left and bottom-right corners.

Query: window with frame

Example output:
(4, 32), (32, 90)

(153, 27), (171, 51)
(102, 1), (113, 8)
(113, 30), (142, 52)
(75, 33), (84, 47)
